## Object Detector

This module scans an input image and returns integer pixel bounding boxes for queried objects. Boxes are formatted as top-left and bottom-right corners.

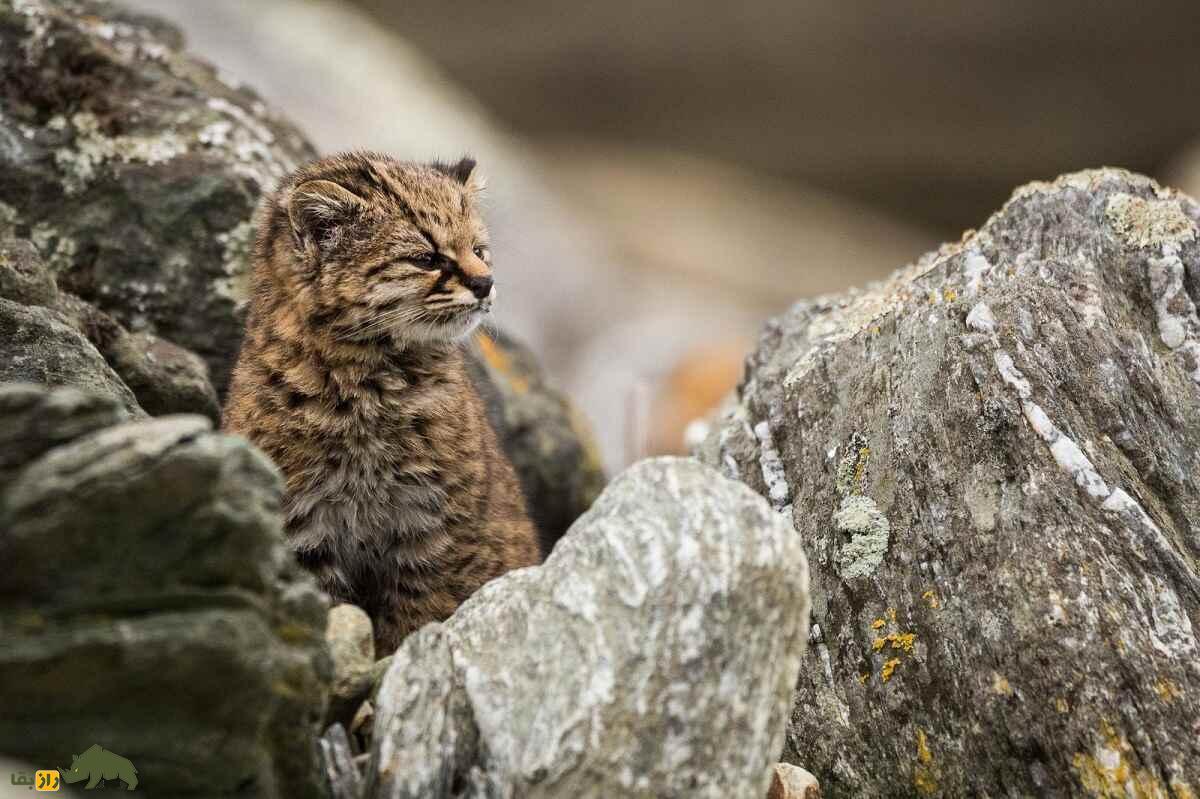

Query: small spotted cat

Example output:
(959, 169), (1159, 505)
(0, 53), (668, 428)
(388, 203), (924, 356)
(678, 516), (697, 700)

(223, 152), (539, 652)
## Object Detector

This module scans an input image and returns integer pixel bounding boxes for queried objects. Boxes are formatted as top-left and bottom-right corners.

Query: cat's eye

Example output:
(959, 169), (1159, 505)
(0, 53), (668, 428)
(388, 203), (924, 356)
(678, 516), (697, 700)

(473, 245), (489, 261)
(408, 252), (438, 269)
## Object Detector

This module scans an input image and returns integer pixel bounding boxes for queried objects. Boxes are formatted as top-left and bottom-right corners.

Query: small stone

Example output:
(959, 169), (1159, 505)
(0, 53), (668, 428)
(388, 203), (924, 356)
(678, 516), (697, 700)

(767, 763), (822, 799)
(325, 604), (375, 726)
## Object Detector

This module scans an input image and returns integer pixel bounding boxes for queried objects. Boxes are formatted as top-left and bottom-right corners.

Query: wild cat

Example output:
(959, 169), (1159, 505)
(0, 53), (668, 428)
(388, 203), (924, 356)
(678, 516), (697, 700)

(223, 152), (539, 652)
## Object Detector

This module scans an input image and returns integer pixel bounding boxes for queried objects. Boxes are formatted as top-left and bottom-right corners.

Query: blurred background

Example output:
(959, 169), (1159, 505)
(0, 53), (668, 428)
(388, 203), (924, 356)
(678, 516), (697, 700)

(122, 0), (1200, 470)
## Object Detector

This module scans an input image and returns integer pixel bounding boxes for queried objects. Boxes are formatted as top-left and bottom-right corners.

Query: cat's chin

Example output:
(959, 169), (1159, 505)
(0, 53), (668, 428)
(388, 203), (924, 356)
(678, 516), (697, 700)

(397, 309), (486, 346)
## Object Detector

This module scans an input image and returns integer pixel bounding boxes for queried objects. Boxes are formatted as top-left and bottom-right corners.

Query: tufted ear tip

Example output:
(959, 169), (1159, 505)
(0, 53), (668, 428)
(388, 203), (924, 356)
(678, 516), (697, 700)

(433, 156), (477, 185)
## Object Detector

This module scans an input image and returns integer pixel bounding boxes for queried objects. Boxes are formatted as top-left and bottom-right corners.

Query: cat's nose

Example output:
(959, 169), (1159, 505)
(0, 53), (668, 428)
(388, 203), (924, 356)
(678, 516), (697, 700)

(464, 274), (493, 300)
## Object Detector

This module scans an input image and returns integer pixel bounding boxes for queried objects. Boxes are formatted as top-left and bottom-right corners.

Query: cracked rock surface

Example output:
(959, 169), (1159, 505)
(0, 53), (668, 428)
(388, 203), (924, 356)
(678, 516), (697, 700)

(367, 457), (810, 799)
(699, 168), (1200, 797)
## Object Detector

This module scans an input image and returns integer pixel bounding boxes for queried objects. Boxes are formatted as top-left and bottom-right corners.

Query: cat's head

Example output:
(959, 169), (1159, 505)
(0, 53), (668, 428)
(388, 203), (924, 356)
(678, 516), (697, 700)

(263, 151), (494, 344)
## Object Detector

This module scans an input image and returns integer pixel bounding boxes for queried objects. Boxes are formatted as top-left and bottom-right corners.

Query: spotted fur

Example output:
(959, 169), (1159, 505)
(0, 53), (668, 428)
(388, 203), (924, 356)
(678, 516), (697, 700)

(223, 152), (539, 652)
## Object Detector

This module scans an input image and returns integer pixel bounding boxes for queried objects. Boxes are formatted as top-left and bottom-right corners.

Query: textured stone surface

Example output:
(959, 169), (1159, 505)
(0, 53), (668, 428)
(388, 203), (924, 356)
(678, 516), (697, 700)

(466, 329), (606, 554)
(0, 384), (332, 798)
(367, 457), (809, 799)
(699, 169), (1200, 797)
(104, 329), (219, 422)
(0, 0), (315, 393)
(0, 297), (142, 415)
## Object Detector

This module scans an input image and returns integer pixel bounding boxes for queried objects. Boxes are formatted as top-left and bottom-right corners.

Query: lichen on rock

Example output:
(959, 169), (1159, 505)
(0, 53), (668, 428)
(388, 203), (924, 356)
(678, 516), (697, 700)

(701, 167), (1200, 796)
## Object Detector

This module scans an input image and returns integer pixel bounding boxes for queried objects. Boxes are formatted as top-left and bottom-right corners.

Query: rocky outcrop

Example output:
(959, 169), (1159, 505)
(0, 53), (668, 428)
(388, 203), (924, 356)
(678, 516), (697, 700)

(367, 457), (810, 799)
(0, 0), (314, 392)
(0, 384), (331, 798)
(699, 169), (1200, 796)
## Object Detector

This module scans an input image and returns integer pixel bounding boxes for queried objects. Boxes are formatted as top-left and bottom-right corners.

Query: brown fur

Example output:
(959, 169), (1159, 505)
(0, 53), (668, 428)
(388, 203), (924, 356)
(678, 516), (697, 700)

(223, 152), (539, 652)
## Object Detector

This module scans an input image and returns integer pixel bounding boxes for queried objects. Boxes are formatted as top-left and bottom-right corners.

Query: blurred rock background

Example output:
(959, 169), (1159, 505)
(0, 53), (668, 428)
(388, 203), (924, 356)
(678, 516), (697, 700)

(121, 0), (1200, 469)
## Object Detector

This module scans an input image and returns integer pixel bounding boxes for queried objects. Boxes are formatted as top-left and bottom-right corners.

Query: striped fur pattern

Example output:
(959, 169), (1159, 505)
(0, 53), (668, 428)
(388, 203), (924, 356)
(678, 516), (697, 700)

(223, 152), (539, 652)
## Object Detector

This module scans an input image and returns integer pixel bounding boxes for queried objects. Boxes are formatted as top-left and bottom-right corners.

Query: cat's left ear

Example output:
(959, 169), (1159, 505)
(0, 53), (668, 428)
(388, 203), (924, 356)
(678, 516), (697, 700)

(434, 156), (479, 188)
(287, 179), (368, 251)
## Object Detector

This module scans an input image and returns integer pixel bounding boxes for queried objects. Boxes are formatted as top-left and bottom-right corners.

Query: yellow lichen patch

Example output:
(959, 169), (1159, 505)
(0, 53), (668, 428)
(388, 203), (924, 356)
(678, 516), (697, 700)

(881, 658), (901, 682)
(914, 728), (938, 795)
(1153, 678), (1182, 703)
(475, 332), (530, 394)
(1171, 779), (1196, 799)
(854, 446), (870, 485)
(872, 618), (886, 629)
(887, 607), (897, 623)
(943, 287), (958, 303)
(873, 631), (916, 653)
(922, 589), (940, 609)
(858, 672), (870, 685)
(991, 672), (1013, 696)
(1072, 720), (1171, 799)
(1055, 697), (1069, 713)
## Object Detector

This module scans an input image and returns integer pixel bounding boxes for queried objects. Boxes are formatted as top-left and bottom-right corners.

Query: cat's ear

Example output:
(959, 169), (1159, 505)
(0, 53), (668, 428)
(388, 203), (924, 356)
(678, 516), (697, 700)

(287, 179), (368, 249)
(434, 156), (478, 187)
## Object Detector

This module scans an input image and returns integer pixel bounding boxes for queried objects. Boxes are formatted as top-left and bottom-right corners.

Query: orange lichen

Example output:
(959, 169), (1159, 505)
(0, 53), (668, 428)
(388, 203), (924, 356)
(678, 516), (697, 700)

(922, 589), (940, 609)
(872, 618), (886, 629)
(881, 658), (901, 682)
(1153, 678), (1181, 703)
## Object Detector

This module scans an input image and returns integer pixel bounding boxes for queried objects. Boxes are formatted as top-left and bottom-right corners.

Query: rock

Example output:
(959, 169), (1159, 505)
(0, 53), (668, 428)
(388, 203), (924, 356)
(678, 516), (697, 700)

(767, 764), (821, 799)
(0, 237), (218, 420)
(699, 169), (1200, 796)
(0, 385), (331, 798)
(103, 329), (220, 422)
(0, 236), (57, 306)
(320, 724), (363, 799)
(0, 0), (315, 394)
(0, 297), (142, 415)
(325, 603), (376, 726)
(466, 329), (606, 554)
(366, 457), (810, 799)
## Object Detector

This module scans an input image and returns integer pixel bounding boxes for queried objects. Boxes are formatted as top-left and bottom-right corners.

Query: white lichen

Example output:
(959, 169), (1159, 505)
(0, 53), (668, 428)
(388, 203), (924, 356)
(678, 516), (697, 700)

(1147, 247), (1200, 384)
(966, 302), (996, 333)
(962, 251), (991, 297)
(753, 421), (790, 511)
(834, 495), (891, 579)
(54, 112), (187, 195)
(1105, 193), (1197, 250)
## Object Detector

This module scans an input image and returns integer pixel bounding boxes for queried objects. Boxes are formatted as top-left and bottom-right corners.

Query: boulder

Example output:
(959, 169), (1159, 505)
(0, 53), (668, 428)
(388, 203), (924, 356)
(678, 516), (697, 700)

(0, 297), (141, 415)
(466, 330), (606, 554)
(0, 0), (315, 393)
(699, 169), (1200, 796)
(1, 235), (219, 421)
(367, 457), (810, 799)
(0, 384), (331, 798)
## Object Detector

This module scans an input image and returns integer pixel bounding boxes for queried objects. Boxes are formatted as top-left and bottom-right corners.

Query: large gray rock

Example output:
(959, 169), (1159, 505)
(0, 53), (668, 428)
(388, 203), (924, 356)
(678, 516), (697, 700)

(0, 384), (332, 798)
(367, 457), (810, 799)
(699, 169), (1200, 796)
(0, 0), (315, 393)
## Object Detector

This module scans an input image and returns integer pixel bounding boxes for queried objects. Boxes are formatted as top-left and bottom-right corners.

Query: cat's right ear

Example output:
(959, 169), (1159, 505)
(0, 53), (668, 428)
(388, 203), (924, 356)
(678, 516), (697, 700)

(286, 179), (367, 250)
